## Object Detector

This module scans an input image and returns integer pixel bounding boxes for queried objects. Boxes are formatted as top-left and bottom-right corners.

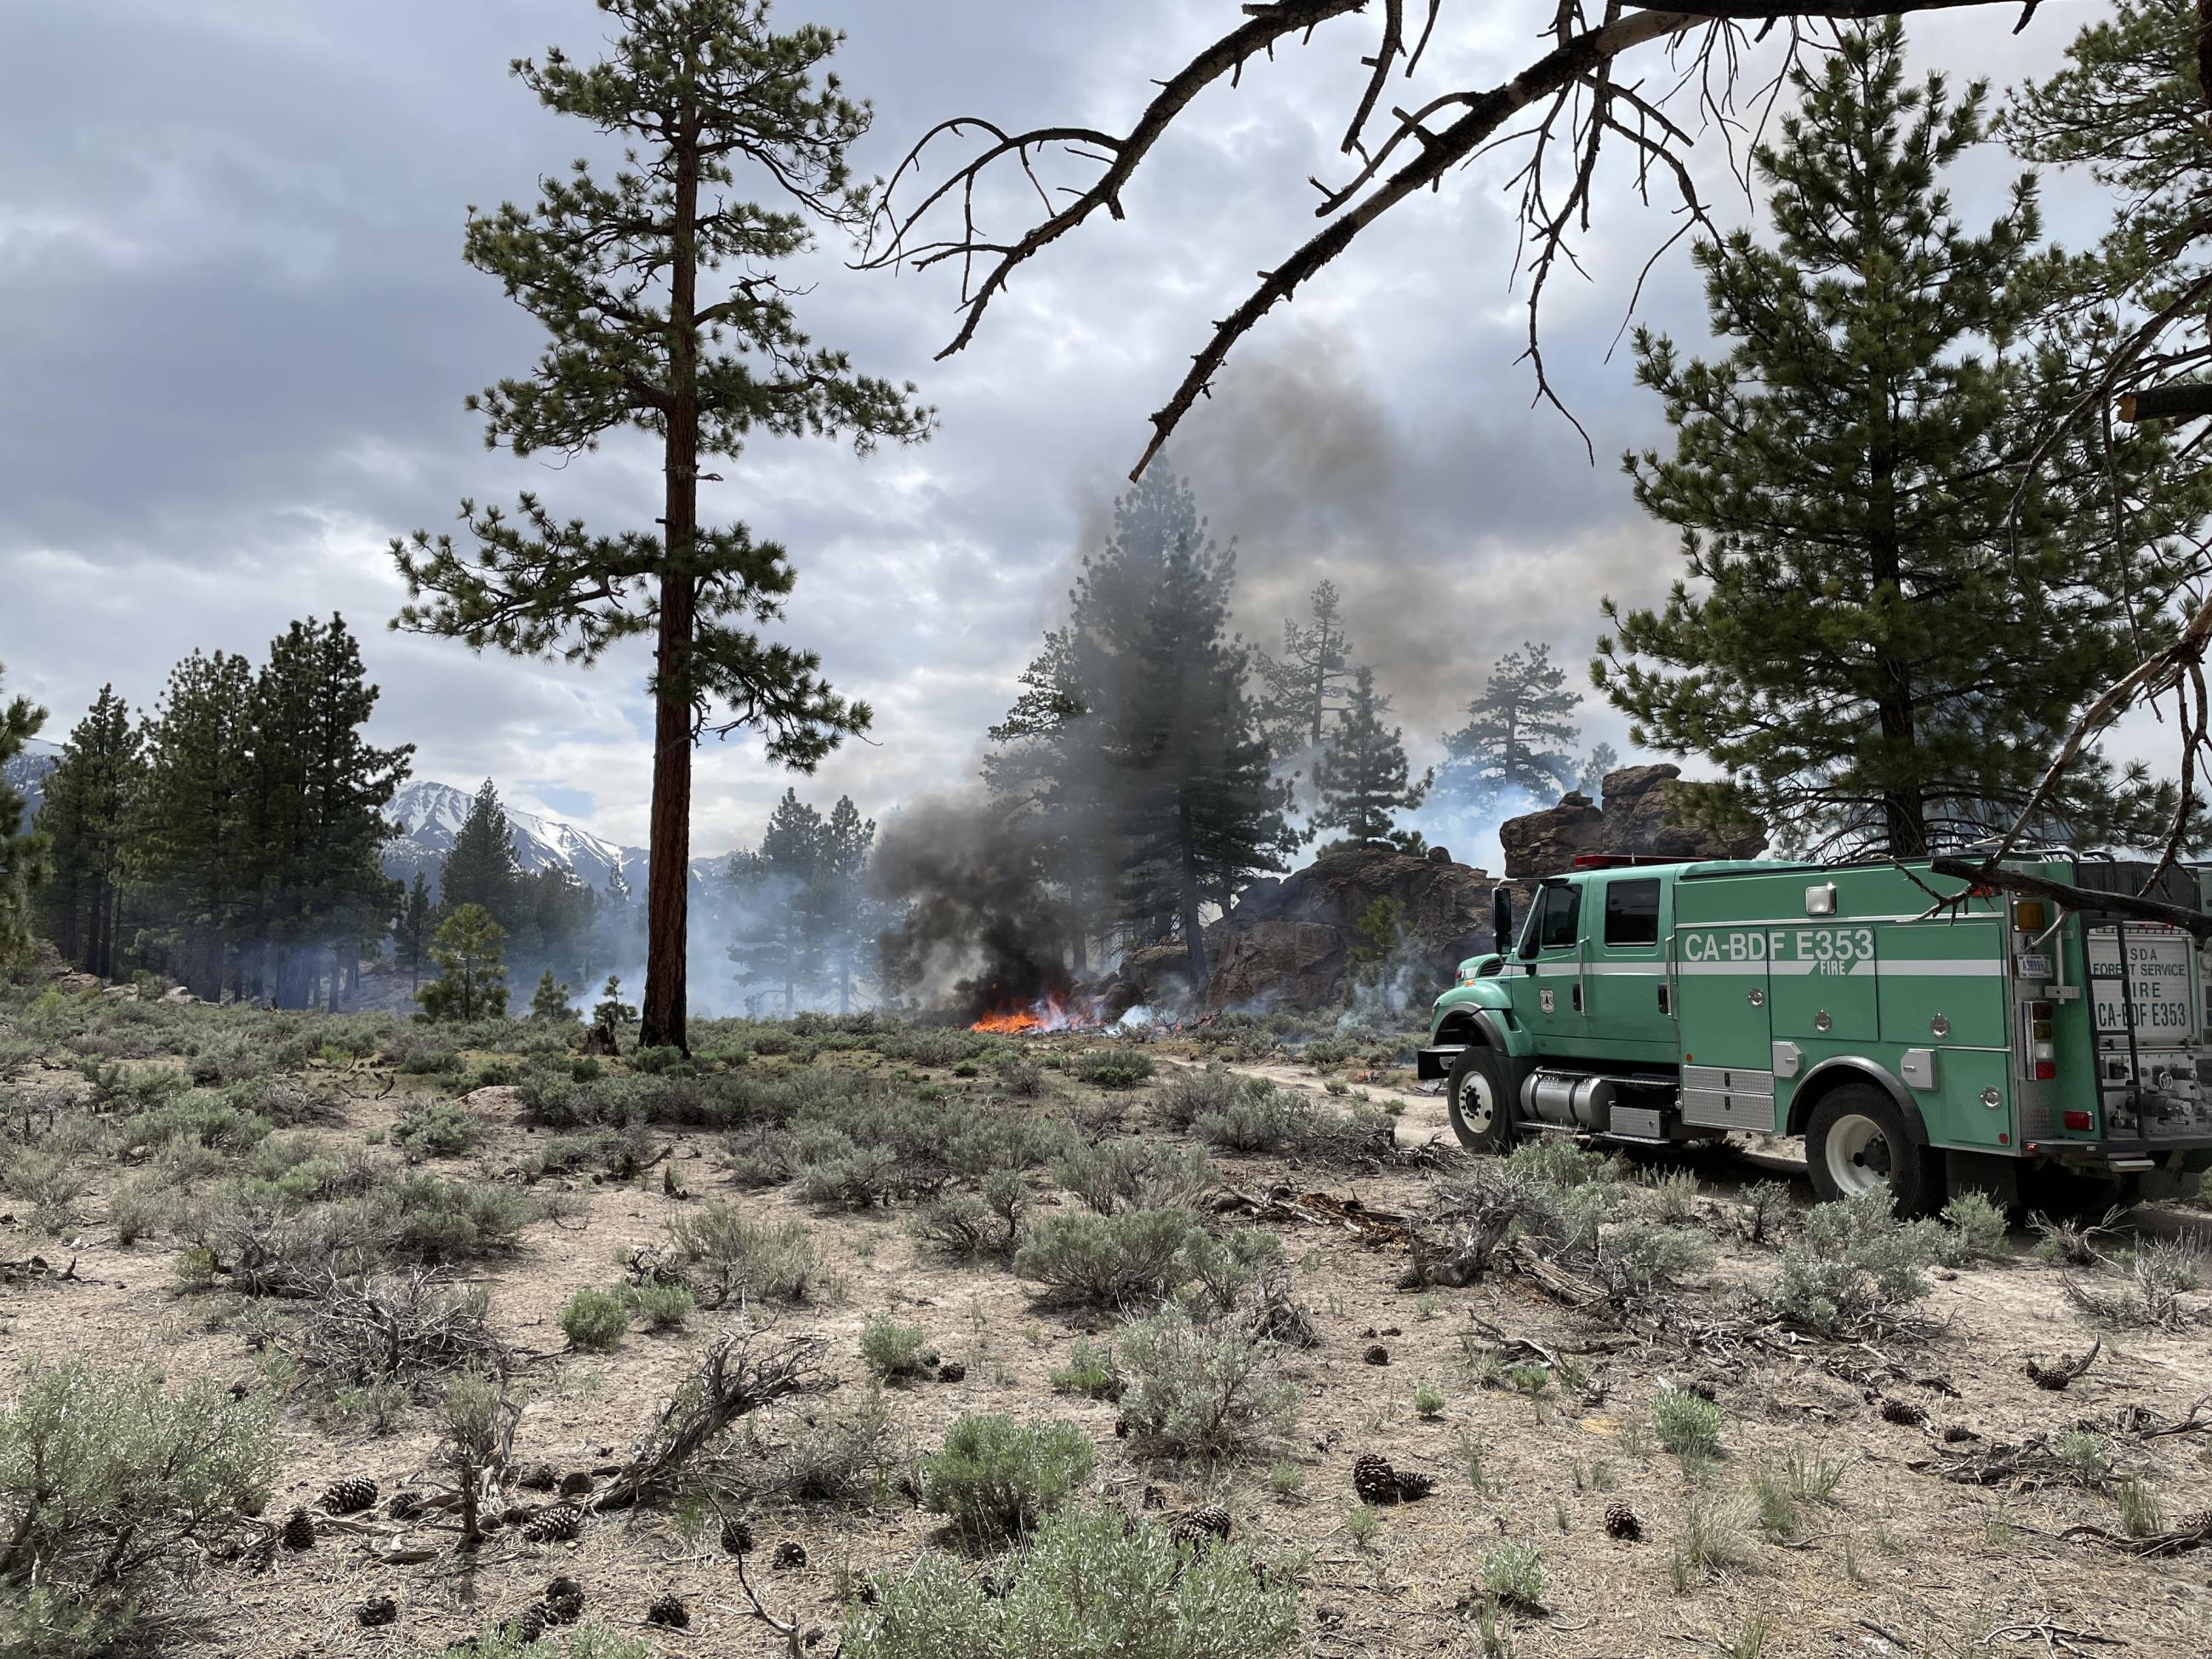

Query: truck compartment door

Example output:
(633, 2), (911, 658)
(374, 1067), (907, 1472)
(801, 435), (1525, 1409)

(1672, 924), (1776, 1130)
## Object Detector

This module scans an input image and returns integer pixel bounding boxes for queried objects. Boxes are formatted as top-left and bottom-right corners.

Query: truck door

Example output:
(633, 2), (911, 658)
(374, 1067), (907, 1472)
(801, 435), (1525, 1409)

(1519, 879), (1592, 1050)
(1591, 875), (1673, 1058)
(1671, 919), (1776, 1124)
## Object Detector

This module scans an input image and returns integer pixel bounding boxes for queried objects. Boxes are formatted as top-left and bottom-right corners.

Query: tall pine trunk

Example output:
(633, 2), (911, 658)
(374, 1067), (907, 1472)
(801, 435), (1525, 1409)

(641, 134), (701, 1054)
(1177, 800), (1209, 992)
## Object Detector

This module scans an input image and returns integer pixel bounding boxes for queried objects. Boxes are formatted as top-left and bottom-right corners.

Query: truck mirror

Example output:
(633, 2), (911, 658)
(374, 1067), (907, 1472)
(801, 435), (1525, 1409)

(1491, 887), (1514, 955)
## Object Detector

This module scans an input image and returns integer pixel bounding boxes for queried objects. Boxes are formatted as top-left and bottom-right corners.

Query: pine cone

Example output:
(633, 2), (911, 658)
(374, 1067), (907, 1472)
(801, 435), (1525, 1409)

(278, 1508), (316, 1551)
(646, 1593), (691, 1629)
(558, 1470), (596, 1497)
(518, 1462), (561, 1491)
(1169, 1506), (1232, 1549)
(320, 1476), (378, 1514)
(1942, 1424), (1977, 1444)
(356, 1595), (398, 1628)
(543, 1576), (585, 1626)
(505, 1605), (549, 1644)
(2176, 1508), (2212, 1538)
(938, 1360), (967, 1382)
(720, 1516), (755, 1557)
(385, 1491), (425, 1520)
(1351, 1452), (1398, 1506)
(1140, 1484), (1166, 1511)
(1683, 1380), (1719, 1403)
(1363, 1344), (1390, 1366)
(1393, 1469), (1435, 1502)
(1604, 1500), (1642, 1541)
(1878, 1398), (1928, 1427)
(522, 1503), (584, 1544)
(773, 1540), (808, 1570)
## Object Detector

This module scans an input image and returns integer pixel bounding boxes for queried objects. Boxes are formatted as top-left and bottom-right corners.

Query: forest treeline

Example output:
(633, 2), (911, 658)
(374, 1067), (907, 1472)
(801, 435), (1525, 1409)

(1, 6), (2207, 1015)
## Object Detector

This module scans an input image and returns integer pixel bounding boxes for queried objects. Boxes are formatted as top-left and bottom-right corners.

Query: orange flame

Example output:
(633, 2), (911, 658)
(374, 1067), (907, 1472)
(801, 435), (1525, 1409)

(970, 993), (1097, 1035)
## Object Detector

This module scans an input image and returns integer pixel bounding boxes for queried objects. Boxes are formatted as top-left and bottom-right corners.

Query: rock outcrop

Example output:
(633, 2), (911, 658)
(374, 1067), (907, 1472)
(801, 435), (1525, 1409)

(1092, 844), (1503, 1014)
(1498, 764), (1766, 878)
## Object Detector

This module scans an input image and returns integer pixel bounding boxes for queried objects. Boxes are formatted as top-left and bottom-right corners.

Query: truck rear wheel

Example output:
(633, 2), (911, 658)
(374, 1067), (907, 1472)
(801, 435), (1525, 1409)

(1446, 1046), (1514, 1154)
(1804, 1086), (1943, 1217)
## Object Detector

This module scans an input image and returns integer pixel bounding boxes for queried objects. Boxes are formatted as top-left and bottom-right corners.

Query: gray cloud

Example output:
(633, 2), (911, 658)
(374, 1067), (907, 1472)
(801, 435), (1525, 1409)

(0, 0), (2106, 859)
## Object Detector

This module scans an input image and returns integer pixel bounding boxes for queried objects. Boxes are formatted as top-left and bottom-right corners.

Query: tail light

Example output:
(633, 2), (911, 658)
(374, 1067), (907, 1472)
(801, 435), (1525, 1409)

(2034, 1061), (2057, 1080)
(2063, 1109), (2091, 1131)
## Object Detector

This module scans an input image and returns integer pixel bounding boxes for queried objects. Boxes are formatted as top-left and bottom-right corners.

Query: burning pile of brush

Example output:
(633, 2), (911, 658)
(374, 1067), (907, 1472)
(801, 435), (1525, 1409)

(968, 988), (1103, 1035)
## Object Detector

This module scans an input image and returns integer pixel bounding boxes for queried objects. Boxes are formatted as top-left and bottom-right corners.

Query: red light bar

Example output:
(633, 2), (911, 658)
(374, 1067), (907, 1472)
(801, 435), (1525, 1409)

(2063, 1110), (2091, 1131)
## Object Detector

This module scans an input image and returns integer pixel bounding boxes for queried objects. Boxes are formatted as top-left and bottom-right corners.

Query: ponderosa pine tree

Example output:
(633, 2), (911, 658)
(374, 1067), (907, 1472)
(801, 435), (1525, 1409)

(530, 967), (578, 1022)
(391, 0), (930, 1053)
(989, 468), (1292, 989)
(1112, 482), (1294, 990)
(439, 781), (524, 927)
(419, 904), (509, 1023)
(1256, 579), (1354, 760)
(131, 650), (257, 1000)
(245, 616), (412, 1009)
(727, 787), (834, 1014)
(396, 870), (436, 991)
(817, 794), (875, 1013)
(1312, 667), (1429, 850)
(1576, 742), (1622, 801)
(1597, 21), (2196, 858)
(0, 667), (46, 966)
(34, 687), (140, 978)
(1436, 642), (1581, 815)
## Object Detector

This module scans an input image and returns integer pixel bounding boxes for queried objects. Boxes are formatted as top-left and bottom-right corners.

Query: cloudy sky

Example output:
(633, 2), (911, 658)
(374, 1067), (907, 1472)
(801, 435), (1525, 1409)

(0, 0), (2116, 865)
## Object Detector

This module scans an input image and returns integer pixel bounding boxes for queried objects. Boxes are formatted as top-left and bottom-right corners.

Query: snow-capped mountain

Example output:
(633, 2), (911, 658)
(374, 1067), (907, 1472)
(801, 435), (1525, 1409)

(3, 738), (61, 830)
(382, 779), (646, 897)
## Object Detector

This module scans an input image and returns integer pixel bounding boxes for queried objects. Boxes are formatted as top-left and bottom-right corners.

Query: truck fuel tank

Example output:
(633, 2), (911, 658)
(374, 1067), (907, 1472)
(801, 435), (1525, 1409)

(1520, 1070), (1616, 1131)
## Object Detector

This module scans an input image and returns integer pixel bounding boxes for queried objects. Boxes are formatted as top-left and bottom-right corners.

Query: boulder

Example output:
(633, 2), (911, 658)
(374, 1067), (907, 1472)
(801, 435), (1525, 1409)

(1093, 844), (1506, 1014)
(1499, 764), (1767, 877)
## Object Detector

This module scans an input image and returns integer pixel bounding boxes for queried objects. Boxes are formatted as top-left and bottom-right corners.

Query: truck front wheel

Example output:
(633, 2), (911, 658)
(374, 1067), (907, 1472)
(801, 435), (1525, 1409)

(1446, 1046), (1514, 1154)
(1804, 1086), (1943, 1217)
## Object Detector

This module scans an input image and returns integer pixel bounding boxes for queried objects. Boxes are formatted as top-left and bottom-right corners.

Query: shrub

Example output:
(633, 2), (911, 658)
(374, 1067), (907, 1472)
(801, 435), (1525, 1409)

(561, 1286), (630, 1352)
(1152, 1065), (1246, 1130)
(1013, 1208), (1208, 1308)
(743, 1388), (908, 1506)
(1644, 1168), (1701, 1223)
(921, 1415), (1096, 1542)
(623, 1283), (696, 1331)
(1766, 1191), (1940, 1337)
(862, 1315), (939, 1382)
(435, 1625), (655, 1658)
(842, 1505), (1298, 1659)
(1938, 1190), (2010, 1265)
(1052, 1139), (1216, 1216)
(392, 1100), (487, 1161)
(1588, 1220), (1713, 1303)
(668, 1203), (824, 1305)
(1652, 1386), (1724, 1459)
(1071, 1049), (1155, 1090)
(361, 1175), (541, 1264)
(0, 1363), (274, 1647)
(910, 1172), (1032, 1264)
(1479, 1540), (1545, 1610)
(1414, 1386), (1446, 1420)
(1050, 1338), (1124, 1400)
(1194, 1086), (1316, 1155)
(1115, 1304), (1300, 1461)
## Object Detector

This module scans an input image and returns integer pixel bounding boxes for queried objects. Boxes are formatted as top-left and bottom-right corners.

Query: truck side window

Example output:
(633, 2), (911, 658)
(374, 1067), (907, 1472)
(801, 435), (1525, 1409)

(1537, 884), (1581, 950)
(1604, 879), (1661, 948)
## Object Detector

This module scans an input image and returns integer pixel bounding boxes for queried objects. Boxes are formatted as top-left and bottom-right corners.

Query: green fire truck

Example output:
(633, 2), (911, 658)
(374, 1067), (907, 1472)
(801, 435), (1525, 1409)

(1418, 854), (2212, 1211)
